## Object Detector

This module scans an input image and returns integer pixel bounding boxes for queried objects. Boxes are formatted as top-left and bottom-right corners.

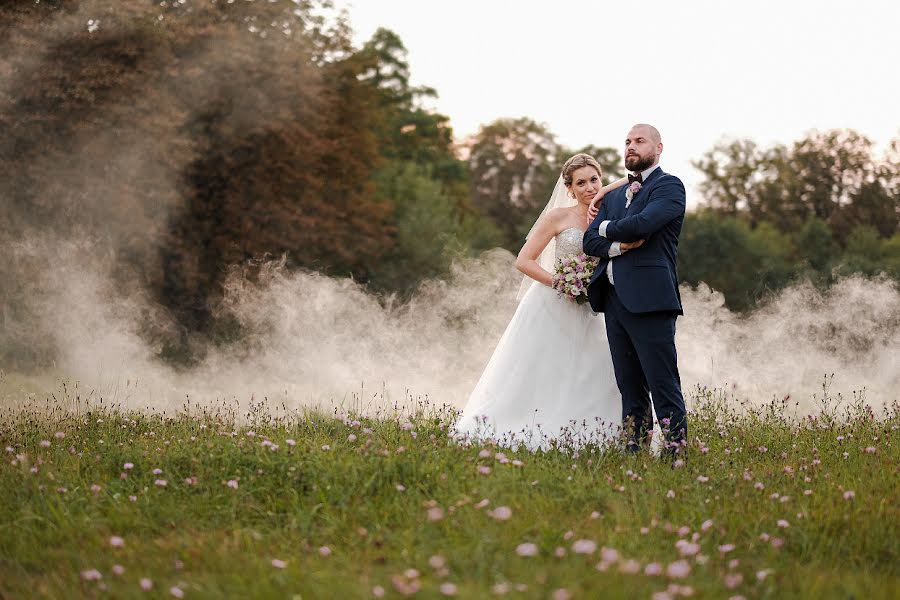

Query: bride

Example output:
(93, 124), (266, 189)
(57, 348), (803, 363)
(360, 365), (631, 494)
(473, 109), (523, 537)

(455, 153), (642, 451)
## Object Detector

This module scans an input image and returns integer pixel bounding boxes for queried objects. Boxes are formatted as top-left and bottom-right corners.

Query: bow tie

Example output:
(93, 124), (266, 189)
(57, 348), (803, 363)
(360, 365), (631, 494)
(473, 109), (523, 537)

(628, 173), (643, 184)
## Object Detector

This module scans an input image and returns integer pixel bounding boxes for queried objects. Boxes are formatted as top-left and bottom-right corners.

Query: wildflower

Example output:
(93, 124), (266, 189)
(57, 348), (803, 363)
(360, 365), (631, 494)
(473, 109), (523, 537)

(770, 538), (784, 549)
(644, 562), (662, 576)
(864, 447), (876, 454)
(427, 507), (445, 521)
(395, 484), (406, 492)
(724, 573), (743, 589)
(478, 466), (492, 475)
(572, 539), (597, 554)
(676, 541), (700, 557)
(666, 490), (676, 498)
(701, 519), (714, 532)
(152, 468), (163, 475)
(600, 547), (620, 563)
(140, 578), (153, 591)
(429, 555), (446, 568)
(590, 511), (600, 519)
(55, 432), (65, 439)
(170, 586), (184, 598)
(804, 489), (812, 496)
(348, 434), (357, 442)
(112, 565), (125, 575)
(718, 544), (735, 554)
(90, 484), (102, 493)
(754, 482), (764, 490)
(554, 547), (566, 557)
(271, 559), (286, 569)
(843, 490), (855, 500)
(227, 480), (239, 489)
(696, 475), (709, 483)
(372, 585), (385, 598)
(516, 543), (539, 557)
(666, 560), (691, 578)
(129, 495), (137, 502)
(154, 479), (167, 487)
(777, 519), (789, 529)
(286, 439), (296, 446)
(490, 506), (513, 521)
(109, 536), (124, 548)
(123, 463), (134, 470)
(318, 546), (331, 556)
(552, 589), (571, 600)
(81, 569), (102, 581)
(321, 444), (331, 451)
(512, 459), (524, 467)
(39, 440), (51, 448)
(440, 583), (458, 596)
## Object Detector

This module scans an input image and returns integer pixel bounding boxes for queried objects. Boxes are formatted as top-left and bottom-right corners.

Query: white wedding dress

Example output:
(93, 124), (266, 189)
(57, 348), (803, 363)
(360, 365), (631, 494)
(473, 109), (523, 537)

(455, 227), (623, 451)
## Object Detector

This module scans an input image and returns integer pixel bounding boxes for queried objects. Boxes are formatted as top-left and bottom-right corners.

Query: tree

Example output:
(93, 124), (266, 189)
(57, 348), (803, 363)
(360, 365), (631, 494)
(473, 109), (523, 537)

(466, 118), (562, 249)
(694, 130), (899, 242)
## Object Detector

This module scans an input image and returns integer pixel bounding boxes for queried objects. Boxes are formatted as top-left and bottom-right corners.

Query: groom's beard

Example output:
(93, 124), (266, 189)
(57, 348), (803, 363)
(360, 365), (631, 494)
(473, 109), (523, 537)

(626, 155), (656, 173)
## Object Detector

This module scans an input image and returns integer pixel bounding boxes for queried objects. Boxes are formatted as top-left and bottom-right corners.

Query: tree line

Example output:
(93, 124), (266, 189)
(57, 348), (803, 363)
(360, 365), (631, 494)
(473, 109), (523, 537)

(0, 0), (897, 368)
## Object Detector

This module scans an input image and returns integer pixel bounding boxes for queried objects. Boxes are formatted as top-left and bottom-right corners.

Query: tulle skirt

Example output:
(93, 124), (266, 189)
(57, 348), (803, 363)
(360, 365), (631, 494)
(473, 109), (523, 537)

(455, 281), (623, 451)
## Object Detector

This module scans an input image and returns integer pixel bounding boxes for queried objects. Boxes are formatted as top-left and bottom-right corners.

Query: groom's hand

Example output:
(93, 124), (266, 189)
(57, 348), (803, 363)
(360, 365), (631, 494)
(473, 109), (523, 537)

(620, 239), (645, 252)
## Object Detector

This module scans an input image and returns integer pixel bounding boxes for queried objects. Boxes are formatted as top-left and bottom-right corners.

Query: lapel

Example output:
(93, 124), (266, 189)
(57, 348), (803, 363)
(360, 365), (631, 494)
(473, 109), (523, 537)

(625, 167), (666, 216)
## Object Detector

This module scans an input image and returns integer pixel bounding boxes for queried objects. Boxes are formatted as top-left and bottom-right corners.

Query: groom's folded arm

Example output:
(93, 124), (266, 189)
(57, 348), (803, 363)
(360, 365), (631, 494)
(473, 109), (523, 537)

(600, 179), (686, 242)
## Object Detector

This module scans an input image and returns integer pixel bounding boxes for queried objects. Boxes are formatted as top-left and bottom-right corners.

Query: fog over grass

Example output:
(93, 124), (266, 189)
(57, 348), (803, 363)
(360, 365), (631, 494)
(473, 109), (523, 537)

(3, 242), (897, 415)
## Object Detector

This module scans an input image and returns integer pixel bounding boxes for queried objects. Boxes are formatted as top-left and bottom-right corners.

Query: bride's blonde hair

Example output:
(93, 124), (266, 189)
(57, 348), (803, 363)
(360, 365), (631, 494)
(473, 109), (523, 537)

(561, 153), (603, 187)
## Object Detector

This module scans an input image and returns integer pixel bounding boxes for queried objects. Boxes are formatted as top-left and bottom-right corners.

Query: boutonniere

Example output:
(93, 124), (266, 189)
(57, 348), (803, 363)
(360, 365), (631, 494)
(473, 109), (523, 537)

(625, 181), (642, 202)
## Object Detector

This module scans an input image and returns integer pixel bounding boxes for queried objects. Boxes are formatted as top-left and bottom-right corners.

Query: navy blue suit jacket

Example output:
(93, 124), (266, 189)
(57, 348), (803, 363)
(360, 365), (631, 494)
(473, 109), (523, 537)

(582, 167), (685, 315)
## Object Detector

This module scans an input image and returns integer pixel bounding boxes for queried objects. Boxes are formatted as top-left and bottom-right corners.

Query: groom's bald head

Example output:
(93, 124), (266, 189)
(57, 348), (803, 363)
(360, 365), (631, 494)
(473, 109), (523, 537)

(630, 124), (662, 145)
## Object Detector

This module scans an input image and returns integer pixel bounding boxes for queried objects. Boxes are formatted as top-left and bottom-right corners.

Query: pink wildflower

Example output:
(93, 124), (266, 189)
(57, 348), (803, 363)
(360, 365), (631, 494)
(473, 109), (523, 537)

(271, 559), (286, 569)
(139, 578), (153, 591)
(572, 539), (597, 554)
(666, 560), (691, 578)
(490, 506), (513, 521)
(516, 543), (539, 557)
(109, 536), (124, 548)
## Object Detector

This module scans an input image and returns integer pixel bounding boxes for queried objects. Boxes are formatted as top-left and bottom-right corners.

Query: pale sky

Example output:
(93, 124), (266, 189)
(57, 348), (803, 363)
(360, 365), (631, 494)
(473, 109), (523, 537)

(342, 0), (900, 204)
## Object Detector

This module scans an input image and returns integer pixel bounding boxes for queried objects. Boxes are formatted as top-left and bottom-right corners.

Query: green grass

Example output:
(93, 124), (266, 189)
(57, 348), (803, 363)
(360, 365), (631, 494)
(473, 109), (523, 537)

(1, 386), (897, 599)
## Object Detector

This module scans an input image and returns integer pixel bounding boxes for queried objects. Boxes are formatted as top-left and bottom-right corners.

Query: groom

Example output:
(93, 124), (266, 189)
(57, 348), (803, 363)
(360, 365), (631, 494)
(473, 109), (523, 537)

(583, 124), (687, 455)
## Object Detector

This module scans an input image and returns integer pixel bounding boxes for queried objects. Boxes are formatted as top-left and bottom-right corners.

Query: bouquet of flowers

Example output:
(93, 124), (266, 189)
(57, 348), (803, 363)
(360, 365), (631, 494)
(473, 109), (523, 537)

(551, 253), (599, 304)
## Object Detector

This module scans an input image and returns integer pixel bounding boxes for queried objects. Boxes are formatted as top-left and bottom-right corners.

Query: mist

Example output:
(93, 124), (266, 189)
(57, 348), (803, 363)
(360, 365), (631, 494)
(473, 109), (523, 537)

(2, 243), (898, 415)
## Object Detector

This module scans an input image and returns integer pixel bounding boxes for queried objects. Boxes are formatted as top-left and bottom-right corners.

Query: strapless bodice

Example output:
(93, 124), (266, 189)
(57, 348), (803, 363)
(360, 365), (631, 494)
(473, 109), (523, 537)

(555, 227), (585, 259)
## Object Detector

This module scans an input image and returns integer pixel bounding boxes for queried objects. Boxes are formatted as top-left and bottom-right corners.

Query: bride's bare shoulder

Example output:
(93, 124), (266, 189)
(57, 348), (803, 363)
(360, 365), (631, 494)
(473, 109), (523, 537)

(544, 207), (572, 230)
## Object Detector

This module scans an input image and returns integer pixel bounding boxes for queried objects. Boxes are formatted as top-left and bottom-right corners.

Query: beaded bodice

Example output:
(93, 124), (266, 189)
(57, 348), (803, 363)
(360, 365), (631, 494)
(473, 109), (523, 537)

(555, 227), (585, 259)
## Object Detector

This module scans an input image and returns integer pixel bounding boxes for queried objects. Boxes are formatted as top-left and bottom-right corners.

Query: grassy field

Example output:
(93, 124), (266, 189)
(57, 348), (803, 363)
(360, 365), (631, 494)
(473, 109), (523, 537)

(1, 386), (897, 599)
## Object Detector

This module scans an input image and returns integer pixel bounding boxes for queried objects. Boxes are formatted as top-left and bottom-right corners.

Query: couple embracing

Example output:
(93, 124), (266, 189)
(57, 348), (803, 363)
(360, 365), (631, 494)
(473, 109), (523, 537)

(456, 124), (688, 456)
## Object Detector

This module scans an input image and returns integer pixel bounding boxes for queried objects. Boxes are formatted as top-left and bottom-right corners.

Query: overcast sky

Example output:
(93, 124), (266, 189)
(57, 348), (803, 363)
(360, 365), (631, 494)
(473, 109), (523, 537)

(341, 0), (899, 203)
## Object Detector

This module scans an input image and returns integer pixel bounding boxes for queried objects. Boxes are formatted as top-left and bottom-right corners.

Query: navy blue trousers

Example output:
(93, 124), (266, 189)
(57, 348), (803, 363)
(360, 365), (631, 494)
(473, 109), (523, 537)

(604, 286), (687, 453)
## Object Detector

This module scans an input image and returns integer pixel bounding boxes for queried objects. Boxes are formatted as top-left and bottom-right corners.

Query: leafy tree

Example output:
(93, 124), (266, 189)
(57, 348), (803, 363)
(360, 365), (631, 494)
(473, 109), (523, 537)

(466, 118), (562, 250)
(679, 212), (794, 311)
(694, 130), (899, 241)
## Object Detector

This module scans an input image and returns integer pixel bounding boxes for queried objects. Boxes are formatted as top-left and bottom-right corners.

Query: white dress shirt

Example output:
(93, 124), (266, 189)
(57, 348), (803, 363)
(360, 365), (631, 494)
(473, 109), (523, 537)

(601, 163), (660, 285)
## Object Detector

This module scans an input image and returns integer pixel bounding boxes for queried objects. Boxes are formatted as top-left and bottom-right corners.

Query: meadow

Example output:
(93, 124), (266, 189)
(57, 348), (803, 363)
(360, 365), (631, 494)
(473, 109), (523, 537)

(1, 384), (897, 599)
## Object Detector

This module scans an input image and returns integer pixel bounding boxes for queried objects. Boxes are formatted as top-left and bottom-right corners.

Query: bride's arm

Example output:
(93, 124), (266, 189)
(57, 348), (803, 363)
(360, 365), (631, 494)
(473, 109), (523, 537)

(515, 210), (560, 287)
(587, 176), (629, 221)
